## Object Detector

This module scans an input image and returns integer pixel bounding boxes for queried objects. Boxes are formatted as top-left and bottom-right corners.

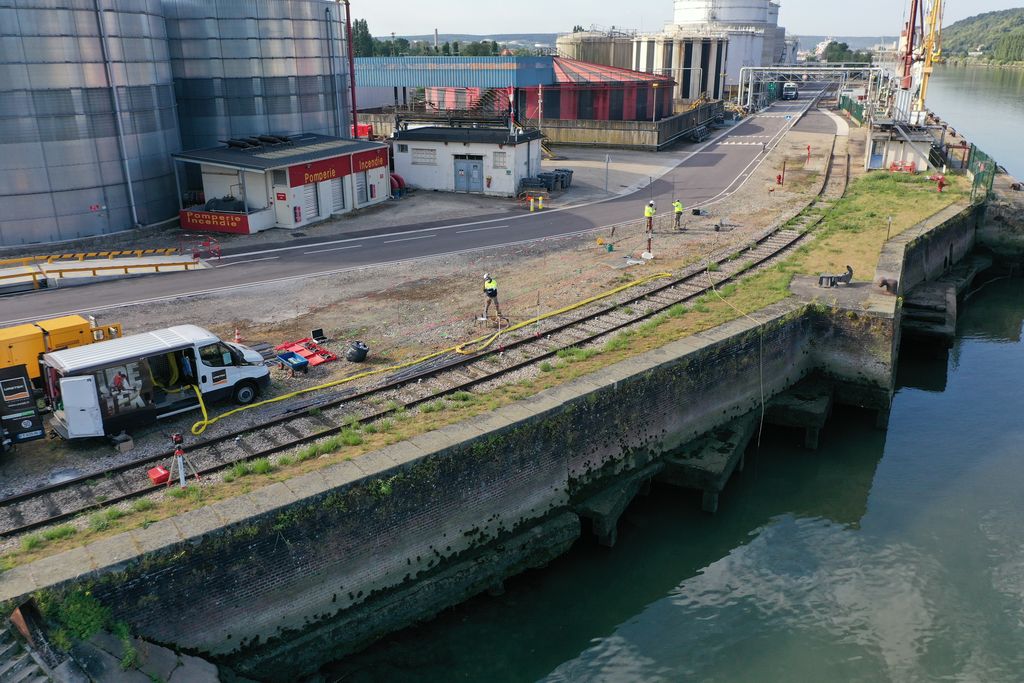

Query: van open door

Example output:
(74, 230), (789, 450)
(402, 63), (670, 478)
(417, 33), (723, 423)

(59, 376), (105, 438)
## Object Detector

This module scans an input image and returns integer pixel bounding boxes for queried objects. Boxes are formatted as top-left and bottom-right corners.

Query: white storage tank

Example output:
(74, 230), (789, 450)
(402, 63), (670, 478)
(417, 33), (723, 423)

(673, 0), (770, 26)
(162, 0), (352, 150)
(0, 0), (181, 246)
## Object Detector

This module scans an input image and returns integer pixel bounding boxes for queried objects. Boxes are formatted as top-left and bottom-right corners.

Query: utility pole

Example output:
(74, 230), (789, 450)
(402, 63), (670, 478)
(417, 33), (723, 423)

(604, 154), (610, 194)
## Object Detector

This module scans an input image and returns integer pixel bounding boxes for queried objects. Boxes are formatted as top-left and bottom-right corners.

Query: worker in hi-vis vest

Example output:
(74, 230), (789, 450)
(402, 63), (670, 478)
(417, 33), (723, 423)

(672, 199), (685, 229)
(644, 201), (656, 231)
(483, 273), (502, 319)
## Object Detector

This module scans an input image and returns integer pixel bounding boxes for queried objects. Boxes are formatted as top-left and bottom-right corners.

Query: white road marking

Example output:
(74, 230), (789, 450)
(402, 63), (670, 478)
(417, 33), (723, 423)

(456, 225), (508, 234)
(215, 256), (279, 268)
(303, 244), (363, 254)
(382, 234), (436, 244)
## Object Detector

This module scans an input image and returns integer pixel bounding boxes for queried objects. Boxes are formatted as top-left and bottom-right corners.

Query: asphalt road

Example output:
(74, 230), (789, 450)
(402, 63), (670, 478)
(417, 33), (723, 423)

(1, 97), (826, 325)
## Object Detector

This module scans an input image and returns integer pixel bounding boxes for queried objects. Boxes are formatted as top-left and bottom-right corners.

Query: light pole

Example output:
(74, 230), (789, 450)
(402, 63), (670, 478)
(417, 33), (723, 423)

(652, 82), (659, 123)
(886, 215), (893, 241)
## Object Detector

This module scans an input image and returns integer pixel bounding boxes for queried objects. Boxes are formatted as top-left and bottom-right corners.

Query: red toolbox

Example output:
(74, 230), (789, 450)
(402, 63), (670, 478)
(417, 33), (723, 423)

(273, 338), (338, 367)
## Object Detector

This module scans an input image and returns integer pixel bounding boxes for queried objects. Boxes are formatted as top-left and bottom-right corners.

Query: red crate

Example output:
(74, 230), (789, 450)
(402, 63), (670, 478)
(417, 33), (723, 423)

(148, 466), (170, 486)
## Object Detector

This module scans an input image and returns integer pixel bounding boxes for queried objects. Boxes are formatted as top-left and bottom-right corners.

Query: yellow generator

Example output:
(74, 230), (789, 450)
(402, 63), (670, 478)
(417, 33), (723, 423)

(0, 315), (122, 382)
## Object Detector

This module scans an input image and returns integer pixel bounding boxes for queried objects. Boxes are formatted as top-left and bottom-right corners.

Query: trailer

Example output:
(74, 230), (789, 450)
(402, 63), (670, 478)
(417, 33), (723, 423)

(0, 315), (122, 384)
(42, 325), (270, 439)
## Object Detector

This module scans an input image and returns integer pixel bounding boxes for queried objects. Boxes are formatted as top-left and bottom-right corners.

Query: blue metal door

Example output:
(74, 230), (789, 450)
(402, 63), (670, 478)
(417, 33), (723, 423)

(454, 159), (470, 192)
(468, 160), (483, 192)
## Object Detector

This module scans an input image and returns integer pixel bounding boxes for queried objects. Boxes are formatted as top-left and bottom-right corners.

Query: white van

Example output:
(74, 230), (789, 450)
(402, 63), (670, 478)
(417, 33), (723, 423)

(43, 325), (270, 439)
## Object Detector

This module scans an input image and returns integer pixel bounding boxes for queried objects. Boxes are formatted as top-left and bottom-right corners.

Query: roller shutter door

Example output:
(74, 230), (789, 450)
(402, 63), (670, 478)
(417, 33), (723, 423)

(303, 183), (319, 219)
(355, 172), (367, 205)
(329, 178), (345, 212)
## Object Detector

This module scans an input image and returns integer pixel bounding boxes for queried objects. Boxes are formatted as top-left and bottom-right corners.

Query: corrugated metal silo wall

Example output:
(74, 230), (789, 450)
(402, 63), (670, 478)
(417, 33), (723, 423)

(0, 0), (181, 246)
(163, 0), (352, 150)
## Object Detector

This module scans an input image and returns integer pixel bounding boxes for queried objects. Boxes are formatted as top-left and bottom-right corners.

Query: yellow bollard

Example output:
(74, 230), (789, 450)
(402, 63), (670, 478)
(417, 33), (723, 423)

(529, 195), (535, 212)
(538, 195), (544, 210)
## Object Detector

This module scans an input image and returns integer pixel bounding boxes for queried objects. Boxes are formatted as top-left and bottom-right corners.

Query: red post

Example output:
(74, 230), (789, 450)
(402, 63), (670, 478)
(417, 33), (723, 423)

(806, 144), (811, 163)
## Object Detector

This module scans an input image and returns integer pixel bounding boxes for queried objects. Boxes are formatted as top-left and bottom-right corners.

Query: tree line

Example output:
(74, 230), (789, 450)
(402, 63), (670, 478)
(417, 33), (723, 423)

(993, 30), (1024, 62)
(351, 18), (531, 57)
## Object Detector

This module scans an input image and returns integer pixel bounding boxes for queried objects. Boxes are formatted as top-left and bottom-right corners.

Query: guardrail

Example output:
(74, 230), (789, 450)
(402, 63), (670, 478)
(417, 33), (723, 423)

(47, 261), (201, 278)
(0, 248), (178, 268)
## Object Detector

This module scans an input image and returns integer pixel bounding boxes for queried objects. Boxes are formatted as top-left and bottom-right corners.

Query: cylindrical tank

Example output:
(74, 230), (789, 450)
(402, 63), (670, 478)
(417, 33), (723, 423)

(162, 0), (351, 150)
(556, 32), (634, 70)
(0, 0), (181, 246)
(673, 0), (770, 26)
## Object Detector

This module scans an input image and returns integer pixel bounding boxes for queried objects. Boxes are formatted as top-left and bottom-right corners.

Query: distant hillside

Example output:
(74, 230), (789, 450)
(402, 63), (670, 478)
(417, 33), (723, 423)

(393, 33), (558, 46)
(944, 8), (1024, 56)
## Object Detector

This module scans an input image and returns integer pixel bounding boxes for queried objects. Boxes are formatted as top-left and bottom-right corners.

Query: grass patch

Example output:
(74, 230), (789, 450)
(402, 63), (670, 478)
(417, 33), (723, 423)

(557, 347), (598, 363)
(87, 507), (124, 532)
(342, 414), (362, 431)
(231, 462), (253, 478)
(603, 333), (632, 353)
(376, 418), (394, 433)
(539, 361), (555, 372)
(21, 535), (42, 552)
(251, 458), (273, 475)
(130, 499), (155, 514)
(449, 391), (474, 402)
(420, 400), (444, 414)
(42, 525), (77, 542)
(707, 262), (721, 272)
(278, 456), (294, 467)
(340, 429), (363, 446)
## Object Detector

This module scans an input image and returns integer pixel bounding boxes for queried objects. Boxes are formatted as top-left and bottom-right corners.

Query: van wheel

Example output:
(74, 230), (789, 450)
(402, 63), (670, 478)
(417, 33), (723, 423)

(233, 381), (258, 405)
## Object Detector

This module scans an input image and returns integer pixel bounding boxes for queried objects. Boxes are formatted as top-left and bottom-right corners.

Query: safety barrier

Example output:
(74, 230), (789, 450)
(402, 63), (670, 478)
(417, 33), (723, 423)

(0, 248), (178, 268)
(47, 261), (201, 278)
(0, 269), (45, 289)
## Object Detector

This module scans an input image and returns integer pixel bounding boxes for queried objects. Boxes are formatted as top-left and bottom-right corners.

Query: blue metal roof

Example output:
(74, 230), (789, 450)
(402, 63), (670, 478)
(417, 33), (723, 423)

(354, 56), (555, 88)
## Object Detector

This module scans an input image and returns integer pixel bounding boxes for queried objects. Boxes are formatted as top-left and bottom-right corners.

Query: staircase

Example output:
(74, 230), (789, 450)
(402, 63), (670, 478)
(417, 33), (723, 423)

(0, 626), (48, 682)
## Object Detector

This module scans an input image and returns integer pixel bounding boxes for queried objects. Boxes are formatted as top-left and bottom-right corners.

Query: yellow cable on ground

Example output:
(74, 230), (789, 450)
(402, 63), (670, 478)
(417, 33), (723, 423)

(189, 271), (673, 436)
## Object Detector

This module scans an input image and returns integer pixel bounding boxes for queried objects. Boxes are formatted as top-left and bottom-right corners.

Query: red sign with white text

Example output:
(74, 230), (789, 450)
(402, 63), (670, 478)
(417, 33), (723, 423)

(276, 192), (287, 200)
(352, 147), (388, 172)
(179, 210), (250, 234)
(288, 156), (351, 187)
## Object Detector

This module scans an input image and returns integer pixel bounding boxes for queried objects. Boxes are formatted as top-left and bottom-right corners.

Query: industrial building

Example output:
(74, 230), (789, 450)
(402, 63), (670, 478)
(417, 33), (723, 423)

(392, 127), (542, 197)
(634, 1), (793, 96)
(172, 134), (389, 234)
(0, 0), (355, 247)
(422, 57), (674, 123)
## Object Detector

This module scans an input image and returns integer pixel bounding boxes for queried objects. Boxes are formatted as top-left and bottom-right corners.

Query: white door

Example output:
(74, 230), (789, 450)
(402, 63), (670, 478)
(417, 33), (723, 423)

(60, 376), (104, 437)
(302, 183), (319, 219)
(355, 172), (367, 205)
(329, 178), (345, 213)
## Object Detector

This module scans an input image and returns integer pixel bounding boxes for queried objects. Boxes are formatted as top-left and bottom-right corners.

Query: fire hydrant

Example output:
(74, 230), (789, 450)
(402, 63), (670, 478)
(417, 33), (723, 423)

(937, 176), (947, 193)
(776, 173), (783, 185)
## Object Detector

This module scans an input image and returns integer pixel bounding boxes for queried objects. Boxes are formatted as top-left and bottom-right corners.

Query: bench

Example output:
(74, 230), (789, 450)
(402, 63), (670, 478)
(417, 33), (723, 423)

(818, 265), (853, 288)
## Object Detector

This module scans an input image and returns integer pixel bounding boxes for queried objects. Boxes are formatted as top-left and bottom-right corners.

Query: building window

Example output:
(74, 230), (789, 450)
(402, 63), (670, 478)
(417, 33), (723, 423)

(411, 148), (436, 165)
(493, 151), (507, 169)
(272, 170), (286, 185)
(397, 144), (409, 153)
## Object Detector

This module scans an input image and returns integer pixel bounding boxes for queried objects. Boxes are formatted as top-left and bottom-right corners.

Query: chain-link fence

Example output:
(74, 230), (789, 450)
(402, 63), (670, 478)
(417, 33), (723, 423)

(967, 144), (996, 202)
(839, 95), (864, 124)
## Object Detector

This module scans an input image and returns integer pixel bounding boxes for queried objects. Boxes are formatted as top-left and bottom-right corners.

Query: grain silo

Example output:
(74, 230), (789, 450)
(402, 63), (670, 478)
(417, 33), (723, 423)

(162, 0), (352, 150)
(0, 0), (181, 246)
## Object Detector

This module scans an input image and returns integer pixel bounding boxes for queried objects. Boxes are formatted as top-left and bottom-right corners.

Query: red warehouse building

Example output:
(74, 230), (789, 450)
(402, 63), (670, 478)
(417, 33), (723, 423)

(424, 57), (675, 123)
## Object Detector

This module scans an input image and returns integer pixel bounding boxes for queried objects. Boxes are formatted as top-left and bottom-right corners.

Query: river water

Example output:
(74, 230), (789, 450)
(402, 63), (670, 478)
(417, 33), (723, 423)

(326, 277), (1024, 682)
(927, 64), (1024, 179)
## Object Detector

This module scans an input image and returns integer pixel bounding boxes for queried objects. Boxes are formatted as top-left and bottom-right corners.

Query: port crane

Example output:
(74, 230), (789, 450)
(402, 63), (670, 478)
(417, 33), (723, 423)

(900, 0), (944, 123)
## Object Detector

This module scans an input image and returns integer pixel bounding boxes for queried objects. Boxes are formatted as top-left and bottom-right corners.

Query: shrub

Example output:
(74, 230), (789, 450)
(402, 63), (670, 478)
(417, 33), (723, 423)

(539, 361), (555, 372)
(450, 391), (474, 402)
(42, 525), (77, 542)
(21, 535), (42, 552)
(420, 400), (443, 414)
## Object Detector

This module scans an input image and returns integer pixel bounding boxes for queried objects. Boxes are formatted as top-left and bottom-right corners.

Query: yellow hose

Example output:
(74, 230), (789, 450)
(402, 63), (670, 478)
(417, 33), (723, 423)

(190, 271), (672, 435)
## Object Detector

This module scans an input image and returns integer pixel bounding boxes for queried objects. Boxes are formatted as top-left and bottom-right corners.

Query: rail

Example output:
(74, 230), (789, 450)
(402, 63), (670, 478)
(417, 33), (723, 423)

(47, 261), (201, 278)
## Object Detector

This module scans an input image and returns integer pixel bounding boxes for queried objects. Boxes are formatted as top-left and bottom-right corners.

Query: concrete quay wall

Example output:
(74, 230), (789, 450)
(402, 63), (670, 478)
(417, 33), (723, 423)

(0, 297), (896, 680)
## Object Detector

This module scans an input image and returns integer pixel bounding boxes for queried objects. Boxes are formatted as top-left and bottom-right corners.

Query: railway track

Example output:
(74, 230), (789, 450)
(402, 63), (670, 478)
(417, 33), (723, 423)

(0, 121), (852, 541)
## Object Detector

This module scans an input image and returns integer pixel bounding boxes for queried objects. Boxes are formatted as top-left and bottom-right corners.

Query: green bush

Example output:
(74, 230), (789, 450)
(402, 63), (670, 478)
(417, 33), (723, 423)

(340, 429), (363, 446)
(251, 458), (273, 475)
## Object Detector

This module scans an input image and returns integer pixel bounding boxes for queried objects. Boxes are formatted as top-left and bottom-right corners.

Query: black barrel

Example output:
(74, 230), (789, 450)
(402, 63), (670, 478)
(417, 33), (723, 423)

(346, 341), (369, 363)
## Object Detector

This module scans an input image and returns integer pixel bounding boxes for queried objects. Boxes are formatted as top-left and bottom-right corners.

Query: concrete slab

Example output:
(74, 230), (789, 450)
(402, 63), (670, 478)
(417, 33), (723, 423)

(26, 546), (95, 587)
(173, 506), (230, 540)
(765, 375), (834, 449)
(576, 462), (662, 546)
(248, 481), (299, 514)
(791, 275), (872, 308)
(317, 460), (367, 489)
(660, 411), (758, 512)
(85, 534), (142, 572)
(0, 566), (38, 601)
(281, 469), (333, 500)
(351, 449), (402, 478)
(167, 652), (219, 682)
(128, 519), (184, 555)
(205, 495), (261, 527)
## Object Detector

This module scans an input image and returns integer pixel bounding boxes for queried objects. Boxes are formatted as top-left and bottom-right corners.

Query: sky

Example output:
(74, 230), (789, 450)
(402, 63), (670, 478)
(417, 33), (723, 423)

(356, 1), (1024, 38)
